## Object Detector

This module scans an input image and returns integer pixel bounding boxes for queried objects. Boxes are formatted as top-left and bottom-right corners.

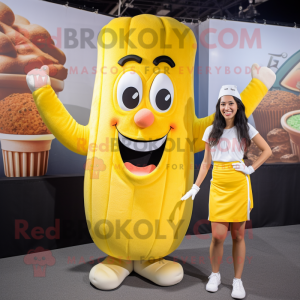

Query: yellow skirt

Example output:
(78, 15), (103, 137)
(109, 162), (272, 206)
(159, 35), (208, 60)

(208, 160), (253, 222)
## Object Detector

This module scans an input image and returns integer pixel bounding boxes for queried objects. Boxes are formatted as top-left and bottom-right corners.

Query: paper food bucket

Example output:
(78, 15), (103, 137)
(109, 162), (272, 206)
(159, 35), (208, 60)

(252, 108), (295, 140)
(281, 110), (300, 160)
(0, 134), (55, 177)
(0, 74), (63, 177)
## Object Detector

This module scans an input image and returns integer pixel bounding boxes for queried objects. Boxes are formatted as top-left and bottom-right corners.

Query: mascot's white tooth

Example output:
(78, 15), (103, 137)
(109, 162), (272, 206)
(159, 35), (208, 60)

(133, 141), (148, 152)
(118, 132), (166, 152)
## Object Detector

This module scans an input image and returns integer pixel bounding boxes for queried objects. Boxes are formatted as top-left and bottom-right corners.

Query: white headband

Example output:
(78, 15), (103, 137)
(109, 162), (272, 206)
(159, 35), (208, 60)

(218, 85), (241, 101)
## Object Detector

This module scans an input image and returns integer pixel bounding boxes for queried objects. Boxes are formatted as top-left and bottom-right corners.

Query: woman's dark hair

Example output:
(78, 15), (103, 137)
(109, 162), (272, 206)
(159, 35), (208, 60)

(207, 96), (251, 159)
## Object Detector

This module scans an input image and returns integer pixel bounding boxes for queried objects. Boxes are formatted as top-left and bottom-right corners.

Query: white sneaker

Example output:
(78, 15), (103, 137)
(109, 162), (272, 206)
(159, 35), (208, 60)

(231, 278), (246, 299)
(206, 272), (221, 292)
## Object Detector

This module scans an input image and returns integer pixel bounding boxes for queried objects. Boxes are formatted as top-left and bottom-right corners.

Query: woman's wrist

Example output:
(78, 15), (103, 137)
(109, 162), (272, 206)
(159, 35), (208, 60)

(192, 184), (200, 191)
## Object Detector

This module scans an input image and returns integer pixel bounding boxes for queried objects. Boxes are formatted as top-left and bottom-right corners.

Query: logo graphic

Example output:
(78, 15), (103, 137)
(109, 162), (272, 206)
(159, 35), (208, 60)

(23, 247), (56, 277)
(84, 157), (106, 178)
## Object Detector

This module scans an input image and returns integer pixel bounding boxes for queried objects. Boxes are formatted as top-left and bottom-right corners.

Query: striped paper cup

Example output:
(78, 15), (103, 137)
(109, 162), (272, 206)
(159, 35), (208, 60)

(0, 133), (55, 177)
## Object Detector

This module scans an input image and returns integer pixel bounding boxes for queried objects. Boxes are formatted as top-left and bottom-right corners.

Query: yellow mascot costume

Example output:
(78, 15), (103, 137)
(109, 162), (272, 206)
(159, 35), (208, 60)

(26, 15), (275, 290)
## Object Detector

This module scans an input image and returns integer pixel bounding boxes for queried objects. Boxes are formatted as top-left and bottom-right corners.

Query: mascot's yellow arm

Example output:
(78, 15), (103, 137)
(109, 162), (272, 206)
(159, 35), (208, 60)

(193, 78), (268, 153)
(32, 85), (90, 156)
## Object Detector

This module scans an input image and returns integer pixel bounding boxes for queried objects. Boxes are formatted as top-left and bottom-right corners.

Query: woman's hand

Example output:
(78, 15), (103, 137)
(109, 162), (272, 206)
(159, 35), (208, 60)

(181, 184), (200, 201)
(232, 162), (254, 175)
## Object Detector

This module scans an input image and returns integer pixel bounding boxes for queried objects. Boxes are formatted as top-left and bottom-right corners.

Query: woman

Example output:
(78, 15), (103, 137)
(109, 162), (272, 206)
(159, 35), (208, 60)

(181, 85), (272, 299)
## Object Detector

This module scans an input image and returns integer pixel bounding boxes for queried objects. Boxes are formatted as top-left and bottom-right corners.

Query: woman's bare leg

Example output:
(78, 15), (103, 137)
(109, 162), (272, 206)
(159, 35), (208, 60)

(230, 221), (246, 279)
(210, 222), (229, 272)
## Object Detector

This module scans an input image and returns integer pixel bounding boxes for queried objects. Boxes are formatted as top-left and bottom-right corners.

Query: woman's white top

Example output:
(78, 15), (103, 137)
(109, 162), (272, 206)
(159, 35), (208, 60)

(202, 123), (259, 162)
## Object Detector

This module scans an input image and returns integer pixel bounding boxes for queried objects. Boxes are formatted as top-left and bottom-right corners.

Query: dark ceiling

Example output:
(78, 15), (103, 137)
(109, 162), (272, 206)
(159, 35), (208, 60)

(42, 0), (300, 26)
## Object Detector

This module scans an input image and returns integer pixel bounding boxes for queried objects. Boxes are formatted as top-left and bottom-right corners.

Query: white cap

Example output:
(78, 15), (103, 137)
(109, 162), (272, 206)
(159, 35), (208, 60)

(218, 85), (241, 101)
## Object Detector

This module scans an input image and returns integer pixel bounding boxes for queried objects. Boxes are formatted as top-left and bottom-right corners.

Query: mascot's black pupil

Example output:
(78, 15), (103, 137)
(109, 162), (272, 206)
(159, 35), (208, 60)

(156, 89), (171, 111)
(123, 87), (139, 109)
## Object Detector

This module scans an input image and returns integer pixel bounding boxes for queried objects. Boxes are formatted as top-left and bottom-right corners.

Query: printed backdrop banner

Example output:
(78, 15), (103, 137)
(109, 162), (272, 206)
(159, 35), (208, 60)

(199, 19), (300, 166)
(0, 0), (299, 179)
(0, 0), (113, 177)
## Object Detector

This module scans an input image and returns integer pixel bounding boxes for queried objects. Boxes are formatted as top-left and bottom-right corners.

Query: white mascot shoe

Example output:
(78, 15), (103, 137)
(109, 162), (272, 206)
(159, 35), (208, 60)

(133, 258), (183, 286)
(89, 256), (133, 290)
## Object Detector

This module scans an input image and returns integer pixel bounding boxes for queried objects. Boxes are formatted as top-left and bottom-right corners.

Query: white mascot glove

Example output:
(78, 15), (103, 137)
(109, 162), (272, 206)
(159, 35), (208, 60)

(232, 163), (255, 175)
(26, 65), (51, 93)
(181, 184), (200, 201)
(251, 63), (276, 90)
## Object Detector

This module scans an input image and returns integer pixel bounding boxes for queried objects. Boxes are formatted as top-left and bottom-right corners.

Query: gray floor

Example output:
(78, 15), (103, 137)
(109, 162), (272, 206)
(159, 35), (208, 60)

(1, 225), (299, 300)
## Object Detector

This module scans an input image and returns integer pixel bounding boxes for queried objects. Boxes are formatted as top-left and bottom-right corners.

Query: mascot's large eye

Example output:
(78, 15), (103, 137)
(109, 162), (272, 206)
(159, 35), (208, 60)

(149, 73), (174, 113)
(117, 72), (143, 111)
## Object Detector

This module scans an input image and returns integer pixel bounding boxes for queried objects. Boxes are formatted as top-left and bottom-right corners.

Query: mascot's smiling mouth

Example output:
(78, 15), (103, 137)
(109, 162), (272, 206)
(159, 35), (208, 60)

(117, 128), (170, 176)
